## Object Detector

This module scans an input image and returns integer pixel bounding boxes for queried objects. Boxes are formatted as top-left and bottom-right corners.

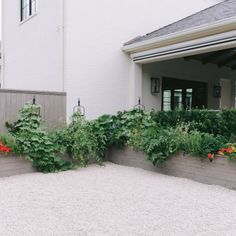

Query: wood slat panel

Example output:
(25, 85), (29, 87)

(0, 89), (66, 132)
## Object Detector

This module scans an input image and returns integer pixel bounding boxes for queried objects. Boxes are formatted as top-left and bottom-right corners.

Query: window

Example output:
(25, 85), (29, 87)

(162, 77), (207, 111)
(20, 0), (37, 22)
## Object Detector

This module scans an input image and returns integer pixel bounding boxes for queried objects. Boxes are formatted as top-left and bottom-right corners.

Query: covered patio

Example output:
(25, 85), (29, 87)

(141, 51), (236, 111)
(123, 0), (236, 111)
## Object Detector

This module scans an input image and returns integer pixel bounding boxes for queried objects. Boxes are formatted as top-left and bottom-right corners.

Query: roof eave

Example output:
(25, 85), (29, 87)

(122, 16), (236, 54)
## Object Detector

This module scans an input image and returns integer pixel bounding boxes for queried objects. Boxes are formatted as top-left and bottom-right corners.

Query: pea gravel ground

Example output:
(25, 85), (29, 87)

(0, 162), (236, 236)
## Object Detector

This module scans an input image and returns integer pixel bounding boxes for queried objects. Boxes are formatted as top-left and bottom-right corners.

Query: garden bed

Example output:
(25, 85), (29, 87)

(108, 147), (236, 190)
(0, 155), (36, 178)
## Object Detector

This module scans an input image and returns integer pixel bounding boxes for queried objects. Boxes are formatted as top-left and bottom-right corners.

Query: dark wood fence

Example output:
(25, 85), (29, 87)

(0, 89), (66, 133)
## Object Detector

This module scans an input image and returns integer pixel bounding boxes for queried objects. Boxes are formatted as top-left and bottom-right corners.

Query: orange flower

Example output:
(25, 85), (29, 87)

(226, 147), (233, 153)
(218, 151), (224, 155)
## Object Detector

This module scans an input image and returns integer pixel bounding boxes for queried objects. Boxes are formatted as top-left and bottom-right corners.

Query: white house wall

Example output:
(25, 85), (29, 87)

(64, 0), (218, 119)
(1, 0), (63, 91)
(1, 0), (220, 119)
(142, 58), (236, 111)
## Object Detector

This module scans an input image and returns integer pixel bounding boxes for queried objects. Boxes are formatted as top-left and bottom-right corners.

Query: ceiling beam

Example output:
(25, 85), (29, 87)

(230, 63), (236, 70)
(218, 53), (236, 67)
(201, 51), (227, 64)
(183, 56), (195, 61)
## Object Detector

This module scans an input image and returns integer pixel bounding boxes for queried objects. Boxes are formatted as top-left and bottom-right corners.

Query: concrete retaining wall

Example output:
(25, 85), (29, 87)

(0, 155), (36, 178)
(108, 147), (236, 190)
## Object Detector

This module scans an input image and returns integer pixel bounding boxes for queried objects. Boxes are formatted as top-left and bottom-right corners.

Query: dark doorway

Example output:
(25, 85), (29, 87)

(162, 77), (207, 111)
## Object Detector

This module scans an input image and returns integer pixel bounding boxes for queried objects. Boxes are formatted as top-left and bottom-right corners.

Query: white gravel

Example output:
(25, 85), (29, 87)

(0, 162), (236, 236)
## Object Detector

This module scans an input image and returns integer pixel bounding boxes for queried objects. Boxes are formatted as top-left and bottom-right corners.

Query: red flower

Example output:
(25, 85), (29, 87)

(207, 153), (214, 162)
(0, 141), (12, 154)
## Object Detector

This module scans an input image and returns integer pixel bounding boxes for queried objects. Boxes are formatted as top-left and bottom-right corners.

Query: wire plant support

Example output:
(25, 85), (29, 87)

(134, 97), (145, 110)
(31, 96), (41, 115)
(73, 97), (86, 116)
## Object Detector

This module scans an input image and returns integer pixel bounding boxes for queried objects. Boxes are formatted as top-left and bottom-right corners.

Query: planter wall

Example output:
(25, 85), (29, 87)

(0, 155), (36, 178)
(108, 147), (236, 190)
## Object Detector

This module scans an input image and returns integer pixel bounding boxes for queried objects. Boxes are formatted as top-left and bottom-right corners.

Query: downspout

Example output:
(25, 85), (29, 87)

(1, 0), (5, 88)
(61, 0), (65, 92)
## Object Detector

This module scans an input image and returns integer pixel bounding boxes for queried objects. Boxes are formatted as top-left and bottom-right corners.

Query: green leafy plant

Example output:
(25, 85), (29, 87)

(177, 127), (203, 157)
(151, 109), (236, 138)
(65, 111), (105, 166)
(47, 113), (113, 168)
(111, 109), (155, 149)
(90, 114), (113, 158)
(172, 123), (226, 158)
(5, 105), (234, 171)
(140, 125), (180, 165)
(198, 133), (226, 157)
(49, 126), (71, 155)
(7, 103), (72, 173)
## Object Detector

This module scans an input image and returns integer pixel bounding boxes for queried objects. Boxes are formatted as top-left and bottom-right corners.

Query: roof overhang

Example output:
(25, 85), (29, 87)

(122, 16), (236, 64)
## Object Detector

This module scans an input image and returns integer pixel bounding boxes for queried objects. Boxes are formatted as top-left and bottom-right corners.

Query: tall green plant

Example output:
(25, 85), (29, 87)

(7, 103), (72, 173)
(67, 111), (104, 166)
(111, 109), (155, 149)
(140, 125), (180, 165)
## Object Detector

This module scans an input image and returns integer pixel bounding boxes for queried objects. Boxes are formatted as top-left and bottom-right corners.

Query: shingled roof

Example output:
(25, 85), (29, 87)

(124, 0), (236, 46)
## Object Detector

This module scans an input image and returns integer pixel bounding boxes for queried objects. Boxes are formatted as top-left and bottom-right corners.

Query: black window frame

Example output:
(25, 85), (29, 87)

(161, 77), (208, 111)
(20, 0), (37, 22)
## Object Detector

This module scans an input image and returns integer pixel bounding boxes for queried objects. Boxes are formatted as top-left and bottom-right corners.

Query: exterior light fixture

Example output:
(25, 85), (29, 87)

(213, 85), (221, 98)
(151, 78), (160, 94)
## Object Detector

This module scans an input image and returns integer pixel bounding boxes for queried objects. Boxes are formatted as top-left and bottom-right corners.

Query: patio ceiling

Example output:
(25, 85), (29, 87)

(184, 48), (236, 70)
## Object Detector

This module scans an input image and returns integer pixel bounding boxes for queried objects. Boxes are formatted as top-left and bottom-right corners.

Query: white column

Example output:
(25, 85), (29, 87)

(129, 62), (143, 108)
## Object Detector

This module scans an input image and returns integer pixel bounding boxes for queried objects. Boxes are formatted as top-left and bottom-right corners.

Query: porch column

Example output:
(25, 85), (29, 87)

(129, 63), (143, 108)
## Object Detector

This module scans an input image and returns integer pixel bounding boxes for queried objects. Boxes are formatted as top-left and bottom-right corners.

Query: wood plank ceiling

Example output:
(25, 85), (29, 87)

(184, 48), (236, 70)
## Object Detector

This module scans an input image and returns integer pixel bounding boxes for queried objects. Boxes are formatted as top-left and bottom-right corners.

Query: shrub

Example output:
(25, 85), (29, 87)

(5, 106), (233, 171)
(198, 133), (226, 157)
(220, 109), (236, 139)
(90, 114), (113, 158)
(178, 129), (203, 157)
(44, 112), (112, 168)
(140, 125), (180, 165)
(108, 110), (229, 165)
(49, 126), (71, 155)
(60, 111), (108, 166)
(68, 112), (100, 165)
(151, 109), (236, 138)
(7, 103), (72, 173)
(111, 109), (155, 149)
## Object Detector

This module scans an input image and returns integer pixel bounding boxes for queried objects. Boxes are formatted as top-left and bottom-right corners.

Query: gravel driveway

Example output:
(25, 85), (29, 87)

(0, 162), (236, 236)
